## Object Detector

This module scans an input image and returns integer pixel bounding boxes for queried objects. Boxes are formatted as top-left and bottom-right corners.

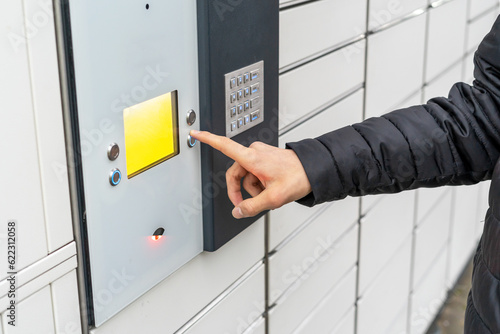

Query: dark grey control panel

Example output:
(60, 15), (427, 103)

(225, 61), (264, 138)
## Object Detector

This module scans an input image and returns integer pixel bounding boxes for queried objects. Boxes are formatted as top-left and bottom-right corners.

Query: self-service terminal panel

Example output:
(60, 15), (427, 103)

(58, 0), (278, 328)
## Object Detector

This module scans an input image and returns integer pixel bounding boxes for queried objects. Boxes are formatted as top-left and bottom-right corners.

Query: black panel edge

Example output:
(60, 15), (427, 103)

(196, 0), (217, 252)
(53, 0), (95, 329)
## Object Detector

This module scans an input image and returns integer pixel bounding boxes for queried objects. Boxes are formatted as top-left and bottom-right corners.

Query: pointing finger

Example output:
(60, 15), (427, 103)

(190, 130), (251, 165)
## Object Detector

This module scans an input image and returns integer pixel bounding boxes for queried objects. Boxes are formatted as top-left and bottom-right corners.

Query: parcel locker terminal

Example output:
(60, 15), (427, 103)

(55, 0), (278, 329)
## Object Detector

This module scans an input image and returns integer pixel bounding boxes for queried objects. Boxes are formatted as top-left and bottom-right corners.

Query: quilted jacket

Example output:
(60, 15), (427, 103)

(288, 15), (500, 333)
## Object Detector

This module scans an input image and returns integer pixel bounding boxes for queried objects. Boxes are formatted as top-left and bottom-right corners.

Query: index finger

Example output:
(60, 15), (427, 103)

(190, 130), (249, 163)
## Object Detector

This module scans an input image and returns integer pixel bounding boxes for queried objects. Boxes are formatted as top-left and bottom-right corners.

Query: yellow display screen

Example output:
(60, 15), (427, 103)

(123, 91), (179, 178)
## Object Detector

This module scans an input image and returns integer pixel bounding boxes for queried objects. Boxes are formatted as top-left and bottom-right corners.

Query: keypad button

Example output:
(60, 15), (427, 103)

(244, 87), (250, 97)
(250, 97), (260, 108)
(251, 110), (260, 122)
(230, 77), (237, 88)
(230, 93), (237, 103)
(237, 104), (244, 114)
(237, 90), (243, 100)
(237, 118), (244, 128)
(244, 73), (250, 83)
(244, 115), (250, 124)
(231, 121), (237, 131)
(230, 107), (236, 117)
(237, 76), (243, 86)
(250, 83), (260, 95)
(244, 101), (250, 111)
(250, 70), (259, 81)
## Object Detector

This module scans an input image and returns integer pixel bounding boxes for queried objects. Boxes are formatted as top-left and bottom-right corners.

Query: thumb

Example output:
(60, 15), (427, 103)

(232, 191), (274, 219)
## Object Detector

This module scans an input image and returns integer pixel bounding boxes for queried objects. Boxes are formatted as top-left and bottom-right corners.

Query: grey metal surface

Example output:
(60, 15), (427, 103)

(225, 61), (265, 138)
(68, 0), (203, 326)
(107, 142), (120, 161)
(186, 109), (197, 126)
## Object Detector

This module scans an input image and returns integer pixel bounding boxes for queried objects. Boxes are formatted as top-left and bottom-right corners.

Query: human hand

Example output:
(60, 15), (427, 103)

(190, 130), (312, 219)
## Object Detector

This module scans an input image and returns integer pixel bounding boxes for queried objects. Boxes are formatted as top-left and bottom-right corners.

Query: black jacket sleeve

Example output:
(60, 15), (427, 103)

(287, 15), (500, 207)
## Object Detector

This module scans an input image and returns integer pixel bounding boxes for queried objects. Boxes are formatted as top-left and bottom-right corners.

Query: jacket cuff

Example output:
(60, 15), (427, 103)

(286, 138), (343, 207)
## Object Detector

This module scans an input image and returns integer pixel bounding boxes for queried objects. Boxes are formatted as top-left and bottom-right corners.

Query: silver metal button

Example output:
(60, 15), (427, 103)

(186, 109), (197, 126)
(109, 168), (122, 186)
(250, 110), (260, 122)
(107, 143), (120, 161)
(250, 97), (260, 108)
(187, 135), (197, 148)
(250, 83), (260, 95)
(250, 70), (259, 81)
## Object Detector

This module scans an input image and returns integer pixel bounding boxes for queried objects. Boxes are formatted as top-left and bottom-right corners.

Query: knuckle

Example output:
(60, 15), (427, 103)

(246, 149), (259, 163)
(249, 141), (264, 149)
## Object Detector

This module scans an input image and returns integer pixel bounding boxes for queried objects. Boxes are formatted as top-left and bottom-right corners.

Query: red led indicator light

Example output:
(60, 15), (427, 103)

(151, 227), (165, 242)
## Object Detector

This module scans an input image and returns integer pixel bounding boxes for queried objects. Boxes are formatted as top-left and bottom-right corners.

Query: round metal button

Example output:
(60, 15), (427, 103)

(107, 143), (120, 161)
(187, 135), (197, 148)
(109, 168), (122, 186)
(186, 110), (197, 126)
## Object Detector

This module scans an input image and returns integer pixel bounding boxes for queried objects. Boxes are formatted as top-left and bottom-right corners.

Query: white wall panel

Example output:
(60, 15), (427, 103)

(415, 188), (449, 225)
(366, 14), (426, 118)
(269, 233), (357, 334)
(280, 0), (366, 69)
(466, 9), (498, 53)
(0, 0), (48, 280)
(279, 41), (365, 130)
(23, 0), (73, 253)
(358, 190), (415, 295)
(409, 250), (447, 334)
(426, 0), (467, 82)
(269, 209), (357, 303)
(292, 268), (357, 334)
(91, 218), (264, 334)
(448, 186), (480, 288)
(357, 239), (412, 334)
(413, 199), (451, 290)
(2, 286), (55, 334)
(242, 316), (265, 334)
(369, 0), (427, 31)
(469, 0), (498, 20)
(424, 62), (463, 102)
(331, 307), (355, 334)
(51, 270), (82, 334)
(384, 305), (408, 334)
(463, 51), (475, 84)
(271, 90), (363, 249)
(182, 265), (264, 334)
